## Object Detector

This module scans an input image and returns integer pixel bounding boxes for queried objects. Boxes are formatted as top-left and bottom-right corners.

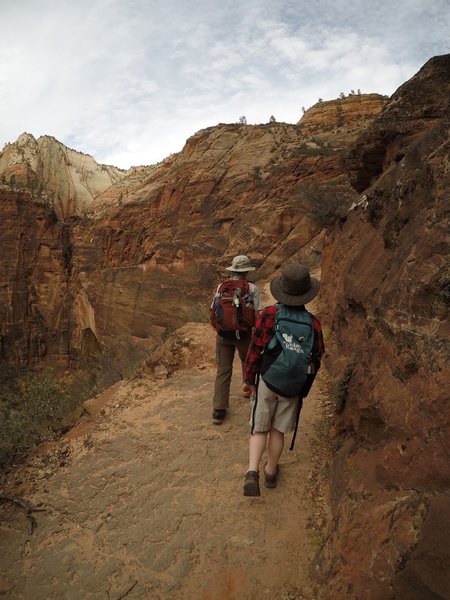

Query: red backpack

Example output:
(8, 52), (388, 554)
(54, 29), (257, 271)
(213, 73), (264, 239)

(210, 279), (256, 335)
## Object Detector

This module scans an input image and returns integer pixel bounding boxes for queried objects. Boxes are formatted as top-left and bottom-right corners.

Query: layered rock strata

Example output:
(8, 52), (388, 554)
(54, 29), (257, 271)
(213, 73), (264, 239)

(0, 189), (69, 365)
(0, 133), (125, 218)
(0, 52), (448, 598)
(0, 94), (385, 383)
(315, 54), (450, 600)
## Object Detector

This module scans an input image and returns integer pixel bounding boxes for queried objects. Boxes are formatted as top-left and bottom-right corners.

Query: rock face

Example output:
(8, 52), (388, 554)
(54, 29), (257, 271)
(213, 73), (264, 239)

(0, 94), (385, 383)
(0, 54), (448, 598)
(0, 133), (125, 218)
(0, 188), (74, 365)
(314, 54), (450, 599)
(346, 56), (450, 193)
(74, 105), (388, 367)
(298, 93), (388, 137)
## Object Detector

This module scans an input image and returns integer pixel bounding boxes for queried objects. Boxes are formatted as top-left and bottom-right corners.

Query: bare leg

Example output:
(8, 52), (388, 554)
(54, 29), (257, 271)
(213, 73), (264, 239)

(248, 431), (268, 472)
(265, 427), (284, 475)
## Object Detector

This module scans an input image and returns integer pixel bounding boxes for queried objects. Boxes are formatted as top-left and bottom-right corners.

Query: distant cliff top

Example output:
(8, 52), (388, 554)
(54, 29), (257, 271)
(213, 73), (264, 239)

(0, 133), (126, 218)
(298, 93), (388, 139)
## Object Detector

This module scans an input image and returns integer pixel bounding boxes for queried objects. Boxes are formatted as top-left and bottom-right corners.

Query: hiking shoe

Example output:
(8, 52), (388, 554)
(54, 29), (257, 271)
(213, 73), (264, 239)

(264, 464), (280, 489)
(212, 409), (226, 424)
(243, 470), (260, 496)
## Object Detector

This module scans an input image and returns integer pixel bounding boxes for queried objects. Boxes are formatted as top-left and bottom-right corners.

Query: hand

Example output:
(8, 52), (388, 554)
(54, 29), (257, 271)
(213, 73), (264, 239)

(243, 383), (256, 398)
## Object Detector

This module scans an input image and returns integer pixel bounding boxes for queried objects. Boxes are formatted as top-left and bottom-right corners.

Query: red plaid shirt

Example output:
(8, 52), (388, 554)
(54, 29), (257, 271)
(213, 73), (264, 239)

(244, 305), (325, 385)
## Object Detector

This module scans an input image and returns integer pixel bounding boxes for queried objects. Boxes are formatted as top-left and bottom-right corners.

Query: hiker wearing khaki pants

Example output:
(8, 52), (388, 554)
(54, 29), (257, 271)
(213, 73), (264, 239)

(210, 255), (262, 424)
(242, 263), (325, 496)
(213, 331), (251, 410)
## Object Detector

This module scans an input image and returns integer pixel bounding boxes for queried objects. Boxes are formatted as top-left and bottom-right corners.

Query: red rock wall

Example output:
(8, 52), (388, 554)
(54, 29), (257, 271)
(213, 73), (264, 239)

(1, 54), (448, 597)
(0, 189), (70, 365)
(70, 114), (380, 369)
(0, 97), (385, 388)
(315, 55), (450, 599)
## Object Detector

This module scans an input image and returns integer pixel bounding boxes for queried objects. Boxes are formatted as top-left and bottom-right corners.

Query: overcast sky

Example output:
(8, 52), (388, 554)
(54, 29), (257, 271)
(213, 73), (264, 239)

(0, 0), (448, 169)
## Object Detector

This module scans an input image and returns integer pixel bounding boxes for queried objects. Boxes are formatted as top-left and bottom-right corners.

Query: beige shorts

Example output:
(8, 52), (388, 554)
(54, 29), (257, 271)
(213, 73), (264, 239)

(249, 378), (302, 433)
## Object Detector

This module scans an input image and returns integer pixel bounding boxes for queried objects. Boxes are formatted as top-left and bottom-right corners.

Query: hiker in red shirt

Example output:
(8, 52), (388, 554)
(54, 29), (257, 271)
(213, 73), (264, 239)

(242, 263), (324, 496)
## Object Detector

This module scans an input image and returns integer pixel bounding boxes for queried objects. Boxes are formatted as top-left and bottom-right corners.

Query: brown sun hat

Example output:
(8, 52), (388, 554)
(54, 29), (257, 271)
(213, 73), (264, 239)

(270, 263), (320, 306)
(225, 255), (256, 272)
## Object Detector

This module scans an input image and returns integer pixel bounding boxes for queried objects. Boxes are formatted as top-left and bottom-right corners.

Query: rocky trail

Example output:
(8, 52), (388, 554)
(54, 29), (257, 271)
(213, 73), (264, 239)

(0, 295), (331, 600)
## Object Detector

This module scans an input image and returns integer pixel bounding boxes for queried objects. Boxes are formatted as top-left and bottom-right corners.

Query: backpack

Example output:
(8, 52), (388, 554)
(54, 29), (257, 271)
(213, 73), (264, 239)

(210, 279), (256, 335)
(260, 304), (315, 397)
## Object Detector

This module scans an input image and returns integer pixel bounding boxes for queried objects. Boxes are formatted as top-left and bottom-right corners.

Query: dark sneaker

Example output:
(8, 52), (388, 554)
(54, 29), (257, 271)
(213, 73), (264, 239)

(243, 470), (261, 496)
(264, 464), (280, 489)
(212, 409), (226, 424)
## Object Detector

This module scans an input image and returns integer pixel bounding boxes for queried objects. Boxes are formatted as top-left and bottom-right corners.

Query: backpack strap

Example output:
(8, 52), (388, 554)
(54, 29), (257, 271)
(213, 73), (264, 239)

(235, 279), (250, 329)
(250, 371), (260, 435)
(289, 397), (304, 451)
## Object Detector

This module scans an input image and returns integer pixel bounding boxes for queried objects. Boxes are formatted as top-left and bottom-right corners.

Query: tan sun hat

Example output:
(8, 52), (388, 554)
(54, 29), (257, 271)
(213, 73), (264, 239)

(225, 255), (256, 272)
(270, 263), (320, 306)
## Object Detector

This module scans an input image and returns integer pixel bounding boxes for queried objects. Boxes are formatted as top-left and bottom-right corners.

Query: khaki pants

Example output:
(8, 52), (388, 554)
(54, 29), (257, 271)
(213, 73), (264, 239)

(213, 332), (251, 410)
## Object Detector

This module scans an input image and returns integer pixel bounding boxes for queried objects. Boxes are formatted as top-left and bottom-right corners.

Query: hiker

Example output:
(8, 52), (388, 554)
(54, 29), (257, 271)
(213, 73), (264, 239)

(242, 263), (325, 496)
(210, 255), (263, 424)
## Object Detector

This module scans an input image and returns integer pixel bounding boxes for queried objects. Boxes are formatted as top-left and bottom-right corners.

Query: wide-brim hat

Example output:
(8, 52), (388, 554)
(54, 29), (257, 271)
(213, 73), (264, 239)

(225, 255), (256, 272)
(270, 263), (320, 306)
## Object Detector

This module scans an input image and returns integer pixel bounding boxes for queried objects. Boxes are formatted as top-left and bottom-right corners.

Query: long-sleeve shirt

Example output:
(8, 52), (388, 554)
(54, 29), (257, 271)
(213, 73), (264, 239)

(243, 304), (325, 385)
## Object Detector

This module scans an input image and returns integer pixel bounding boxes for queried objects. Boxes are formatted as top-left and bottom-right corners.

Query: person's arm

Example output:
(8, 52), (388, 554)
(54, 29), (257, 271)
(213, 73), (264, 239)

(311, 315), (325, 371)
(243, 307), (276, 393)
(210, 284), (221, 328)
(251, 283), (263, 318)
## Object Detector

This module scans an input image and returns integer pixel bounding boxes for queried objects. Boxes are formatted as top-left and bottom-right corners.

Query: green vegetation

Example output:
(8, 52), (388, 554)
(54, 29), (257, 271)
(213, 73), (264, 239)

(310, 532), (325, 549)
(302, 185), (349, 227)
(288, 144), (342, 158)
(0, 366), (77, 471)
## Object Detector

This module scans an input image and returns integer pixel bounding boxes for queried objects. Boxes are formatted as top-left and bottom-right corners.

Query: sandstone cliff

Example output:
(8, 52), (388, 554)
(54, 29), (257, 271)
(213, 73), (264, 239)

(314, 54), (450, 600)
(297, 93), (387, 138)
(0, 133), (125, 218)
(0, 189), (69, 365)
(0, 94), (385, 385)
(0, 53), (448, 599)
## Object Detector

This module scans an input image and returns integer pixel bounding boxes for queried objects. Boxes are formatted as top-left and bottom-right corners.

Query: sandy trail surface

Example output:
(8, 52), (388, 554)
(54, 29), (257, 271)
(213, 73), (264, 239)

(0, 292), (330, 600)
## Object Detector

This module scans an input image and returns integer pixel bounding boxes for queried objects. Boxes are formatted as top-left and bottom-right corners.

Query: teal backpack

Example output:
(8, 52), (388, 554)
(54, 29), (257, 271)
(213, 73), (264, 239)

(260, 304), (314, 397)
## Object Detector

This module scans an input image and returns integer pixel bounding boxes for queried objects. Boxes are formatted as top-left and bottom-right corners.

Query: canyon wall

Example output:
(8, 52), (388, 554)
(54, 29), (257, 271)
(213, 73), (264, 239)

(0, 94), (386, 387)
(315, 54), (450, 600)
(0, 53), (449, 597)
(0, 190), (70, 365)
(0, 133), (125, 218)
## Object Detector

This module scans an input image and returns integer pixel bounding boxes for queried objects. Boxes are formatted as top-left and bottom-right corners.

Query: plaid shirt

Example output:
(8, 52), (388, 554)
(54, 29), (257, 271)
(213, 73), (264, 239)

(244, 305), (325, 385)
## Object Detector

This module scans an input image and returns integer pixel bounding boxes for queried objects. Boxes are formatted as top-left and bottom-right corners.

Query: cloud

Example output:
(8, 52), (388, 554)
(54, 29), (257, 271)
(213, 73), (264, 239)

(0, 0), (448, 168)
